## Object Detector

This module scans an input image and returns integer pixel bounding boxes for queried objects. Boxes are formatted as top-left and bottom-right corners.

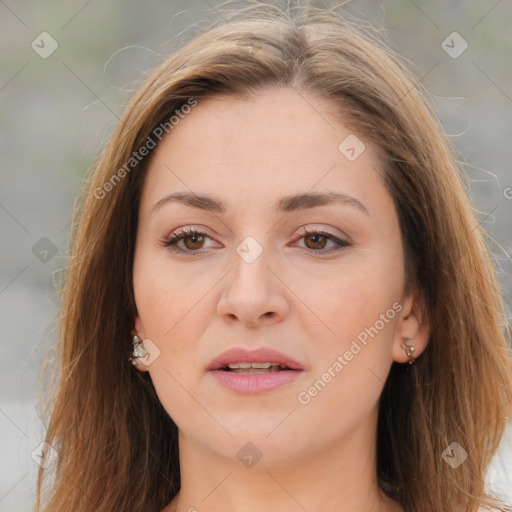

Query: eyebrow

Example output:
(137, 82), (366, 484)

(151, 191), (369, 216)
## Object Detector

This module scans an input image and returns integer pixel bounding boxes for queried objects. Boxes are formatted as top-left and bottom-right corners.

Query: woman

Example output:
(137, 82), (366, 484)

(35, 3), (512, 512)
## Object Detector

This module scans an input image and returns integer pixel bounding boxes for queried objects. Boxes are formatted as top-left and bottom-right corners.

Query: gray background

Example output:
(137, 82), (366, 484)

(1, 0), (511, 510)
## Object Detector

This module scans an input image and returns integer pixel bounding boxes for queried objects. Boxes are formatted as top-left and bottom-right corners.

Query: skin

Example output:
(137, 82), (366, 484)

(132, 87), (430, 512)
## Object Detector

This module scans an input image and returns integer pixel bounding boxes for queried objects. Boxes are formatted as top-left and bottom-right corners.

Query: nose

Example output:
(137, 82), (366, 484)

(216, 242), (290, 328)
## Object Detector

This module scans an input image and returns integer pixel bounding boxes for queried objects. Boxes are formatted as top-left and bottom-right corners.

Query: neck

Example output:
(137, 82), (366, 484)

(166, 417), (402, 512)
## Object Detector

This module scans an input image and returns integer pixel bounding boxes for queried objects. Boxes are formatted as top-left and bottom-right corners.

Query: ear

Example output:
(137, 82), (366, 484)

(130, 315), (150, 373)
(392, 288), (430, 364)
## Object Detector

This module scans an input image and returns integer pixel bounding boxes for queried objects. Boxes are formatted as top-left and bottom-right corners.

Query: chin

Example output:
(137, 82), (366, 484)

(191, 416), (314, 467)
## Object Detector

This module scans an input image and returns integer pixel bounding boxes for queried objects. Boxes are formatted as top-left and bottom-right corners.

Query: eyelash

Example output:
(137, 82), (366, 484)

(160, 227), (351, 256)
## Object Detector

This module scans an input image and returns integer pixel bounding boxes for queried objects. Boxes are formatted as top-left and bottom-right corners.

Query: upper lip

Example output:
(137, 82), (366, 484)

(207, 347), (303, 371)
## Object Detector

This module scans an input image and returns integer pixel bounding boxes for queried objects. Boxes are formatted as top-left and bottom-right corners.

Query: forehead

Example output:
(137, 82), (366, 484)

(140, 87), (387, 217)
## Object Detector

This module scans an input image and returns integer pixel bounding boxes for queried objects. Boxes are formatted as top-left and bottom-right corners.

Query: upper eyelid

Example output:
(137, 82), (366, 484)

(165, 225), (347, 242)
(166, 226), (215, 241)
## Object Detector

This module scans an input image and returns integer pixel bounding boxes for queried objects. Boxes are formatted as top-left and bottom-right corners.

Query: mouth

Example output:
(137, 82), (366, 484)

(207, 347), (303, 373)
(218, 362), (297, 374)
(207, 347), (303, 394)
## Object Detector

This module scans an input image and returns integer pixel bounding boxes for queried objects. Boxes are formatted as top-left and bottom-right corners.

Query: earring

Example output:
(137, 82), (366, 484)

(401, 340), (416, 365)
(129, 335), (147, 365)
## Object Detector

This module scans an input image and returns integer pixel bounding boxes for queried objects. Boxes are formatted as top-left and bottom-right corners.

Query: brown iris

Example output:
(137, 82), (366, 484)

(183, 233), (205, 250)
(303, 233), (327, 250)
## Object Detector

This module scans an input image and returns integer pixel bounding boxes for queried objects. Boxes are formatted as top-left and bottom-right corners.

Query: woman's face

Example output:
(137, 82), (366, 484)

(132, 87), (422, 466)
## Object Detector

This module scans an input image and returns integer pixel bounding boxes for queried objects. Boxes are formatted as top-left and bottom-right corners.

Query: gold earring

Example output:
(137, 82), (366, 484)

(401, 341), (416, 365)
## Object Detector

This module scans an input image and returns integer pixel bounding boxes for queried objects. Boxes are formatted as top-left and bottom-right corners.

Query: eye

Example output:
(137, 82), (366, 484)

(293, 227), (351, 254)
(161, 227), (215, 254)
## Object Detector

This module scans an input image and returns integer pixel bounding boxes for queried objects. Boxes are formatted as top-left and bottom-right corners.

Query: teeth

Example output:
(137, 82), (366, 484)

(231, 367), (281, 374)
(248, 362), (272, 369)
(225, 362), (286, 370)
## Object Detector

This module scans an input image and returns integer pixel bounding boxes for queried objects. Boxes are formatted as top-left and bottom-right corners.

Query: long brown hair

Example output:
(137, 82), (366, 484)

(35, 3), (512, 511)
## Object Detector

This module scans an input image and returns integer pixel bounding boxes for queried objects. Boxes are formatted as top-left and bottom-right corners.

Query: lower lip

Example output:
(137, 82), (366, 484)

(209, 369), (302, 394)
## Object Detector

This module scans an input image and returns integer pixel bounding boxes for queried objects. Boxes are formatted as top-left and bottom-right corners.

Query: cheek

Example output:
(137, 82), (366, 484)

(289, 257), (402, 427)
(292, 255), (402, 347)
(133, 245), (209, 338)
(133, 264), (212, 430)
(292, 272), (400, 438)
(132, 248), (215, 394)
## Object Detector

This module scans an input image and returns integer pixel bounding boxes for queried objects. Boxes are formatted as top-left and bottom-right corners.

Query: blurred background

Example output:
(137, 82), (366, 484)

(1, 0), (511, 510)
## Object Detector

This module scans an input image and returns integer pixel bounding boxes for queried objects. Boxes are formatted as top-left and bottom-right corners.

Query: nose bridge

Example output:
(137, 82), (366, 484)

(231, 233), (273, 298)
(217, 232), (289, 324)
